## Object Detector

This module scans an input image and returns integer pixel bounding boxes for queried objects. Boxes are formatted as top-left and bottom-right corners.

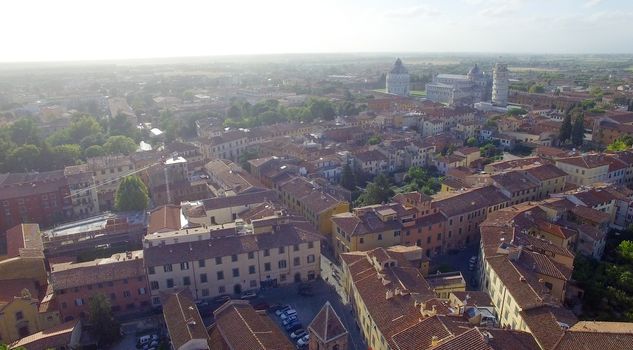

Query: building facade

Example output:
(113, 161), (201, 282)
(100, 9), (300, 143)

(386, 58), (410, 96)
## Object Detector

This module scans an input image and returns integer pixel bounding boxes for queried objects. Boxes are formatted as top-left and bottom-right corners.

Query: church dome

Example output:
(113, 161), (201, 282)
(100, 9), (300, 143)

(389, 58), (408, 75)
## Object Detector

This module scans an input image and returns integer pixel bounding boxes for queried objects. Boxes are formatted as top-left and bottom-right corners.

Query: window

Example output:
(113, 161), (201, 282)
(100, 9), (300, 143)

(163, 264), (173, 272)
(138, 288), (146, 295)
(215, 257), (222, 265)
(249, 265), (256, 274)
(183, 277), (191, 286)
(378, 234), (383, 240)
(360, 237), (365, 244)
(150, 281), (159, 290)
(200, 273), (208, 283)
(123, 291), (131, 298)
(278, 260), (287, 269)
(232, 268), (240, 277)
(231, 254), (238, 262)
(180, 262), (189, 270)
(218, 286), (226, 294)
(280, 274), (287, 282)
(75, 298), (84, 306)
(294, 257), (301, 266)
(166, 279), (174, 288)
(307, 255), (315, 263)
(248, 252), (254, 259)
(308, 242), (314, 249)
(217, 271), (224, 280)
(148, 266), (155, 275)
(279, 247), (285, 254)
(15, 311), (23, 321)
(264, 249), (270, 256)
(201, 289), (209, 297)
(394, 230), (400, 237)
(264, 262), (271, 271)
(199, 259), (206, 268)
(250, 280), (257, 288)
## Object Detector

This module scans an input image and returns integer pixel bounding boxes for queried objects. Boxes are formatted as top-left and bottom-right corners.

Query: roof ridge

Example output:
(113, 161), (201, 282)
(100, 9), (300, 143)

(234, 305), (267, 349)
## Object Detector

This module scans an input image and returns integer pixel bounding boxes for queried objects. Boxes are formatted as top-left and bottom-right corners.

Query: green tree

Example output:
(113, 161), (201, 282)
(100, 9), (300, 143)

(308, 99), (336, 121)
(238, 148), (259, 172)
(340, 164), (356, 191)
(69, 115), (102, 142)
(7, 144), (40, 171)
(89, 293), (121, 346)
(109, 114), (137, 139)
(559, 114), (572, 143)
(104, 135), (137, 155)
(465, 137), (477, 147)
(114, 175), (149, 212)
(84, 145), (106, 158)
(356, 174), (393, 206)
(10, 118), (41, 146)
(50, 144), (82, 168)
(572, 114), (585, 147)
(368, 135), (381, 145)
(618, 241), (633, 264)
(528, 85), (545, 93)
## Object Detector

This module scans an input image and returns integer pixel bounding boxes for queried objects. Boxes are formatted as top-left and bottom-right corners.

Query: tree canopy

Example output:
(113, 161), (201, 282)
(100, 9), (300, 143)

(559, 114), (572, 143)
(571, 114), (585, 147)
(355, 174), (394, 206)
(89, 293), (121, 346)
(114, 175), (149, 212)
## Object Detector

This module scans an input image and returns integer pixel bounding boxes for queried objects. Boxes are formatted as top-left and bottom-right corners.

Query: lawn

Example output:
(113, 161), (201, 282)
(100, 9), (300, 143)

(410, 90), (426, 97)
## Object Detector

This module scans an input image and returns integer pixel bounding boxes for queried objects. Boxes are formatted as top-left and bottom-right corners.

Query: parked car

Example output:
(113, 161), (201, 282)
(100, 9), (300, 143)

(469, 256), (478, 264)
(290, 329), (307, 339)
(275, 305), (292, 316)
(280, 309), (297, 320)
(137, 335), (155, 349)
(282, 315), (298, 325)
(240, 290), (258, 299)
(298, 283), (314, 296)
(297, 334), (310, 347)
(213, 294), (231, 303)
(284, 320), (301, 331)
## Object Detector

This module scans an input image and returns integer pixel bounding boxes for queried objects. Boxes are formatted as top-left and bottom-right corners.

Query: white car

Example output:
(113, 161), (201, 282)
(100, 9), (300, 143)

(280, 309), (297, 320)
(297, 334), (310, 347)
(276, 305), (291, 316)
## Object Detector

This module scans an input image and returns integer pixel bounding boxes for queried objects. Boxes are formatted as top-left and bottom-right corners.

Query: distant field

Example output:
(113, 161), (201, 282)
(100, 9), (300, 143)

(509, 67), (560, 72)
(410, 90), (426, 97)
(626, 66), (633, 72)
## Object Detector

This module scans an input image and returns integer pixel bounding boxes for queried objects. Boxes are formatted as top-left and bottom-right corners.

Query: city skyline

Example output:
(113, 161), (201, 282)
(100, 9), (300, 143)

(2, 0), (633, 63)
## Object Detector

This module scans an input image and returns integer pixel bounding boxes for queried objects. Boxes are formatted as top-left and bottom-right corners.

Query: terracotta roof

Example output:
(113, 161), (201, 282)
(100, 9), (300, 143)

(201, 189), (277, 210)
(556, 154), (611, 169)
(162, 289), (209, 349)
(3, 223), (44, 259)
(450, 291), (493, 308)
(353, 149), (388, 162)
(50, 251), (145, 290)
(570, 205), (610, 224)
(486, 256), (547, 309)
(144, 223), (322, 267)
(211, 300), (294, 350)
(391, 315), (452, 350)
(492, 171), (539, 193)
(147, 205), (182, 235)
(521, 305), (578, 350)
(308, 301), (348, 343)
(9, 319), (80, 350)
(0, 279), (41, 311)
(524, 164), (568, 180)
(432, 186), (509, 218)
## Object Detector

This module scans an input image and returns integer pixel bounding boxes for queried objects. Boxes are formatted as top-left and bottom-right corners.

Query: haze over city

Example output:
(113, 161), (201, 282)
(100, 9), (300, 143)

(2, 0), (633, 62)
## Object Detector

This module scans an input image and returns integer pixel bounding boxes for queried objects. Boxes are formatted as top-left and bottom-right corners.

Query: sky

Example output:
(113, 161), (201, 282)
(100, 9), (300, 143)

(1, 0), (632, 62)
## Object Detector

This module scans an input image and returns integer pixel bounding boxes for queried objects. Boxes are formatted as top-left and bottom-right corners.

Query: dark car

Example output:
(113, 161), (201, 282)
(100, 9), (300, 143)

(213, 294), (231, 303)
(286, 322), (303, 333)
(298, 283), (314, 296)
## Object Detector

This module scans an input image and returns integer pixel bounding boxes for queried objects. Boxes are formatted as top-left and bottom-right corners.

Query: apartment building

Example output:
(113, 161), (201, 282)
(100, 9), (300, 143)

(183, 189), (278, 226)
(555, 154), (611, 186)
(0, 224), (47, 286)
(200, 130), (249, 161)
(144, 217), (322, 305)
(84, 155), (136, 210)
(50, 251), (150, 321)
(274, 175), (349, 235)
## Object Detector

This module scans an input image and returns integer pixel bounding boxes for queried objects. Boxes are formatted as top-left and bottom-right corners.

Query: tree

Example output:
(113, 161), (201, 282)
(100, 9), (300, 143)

(528, 85), (545, 93)
(465, 137), (477, 147)
(69, 115), (102, 142)
(10, 118), (40, 145)
(84, 145), (106, 158)
(109, 114), (137, 139)
(607, 139), (630, 152)
(104, 135), (137, 155)
(7, 144), (40, 171)
(559, 114), (572, 143)
(618, 241), (633, 264)
(308, 99), (336, 121)
(572, 114), (585, 147)
(50, 144), (81, 168)
(356, 174), (393, 206)
(238, 148), (259, 172)
(368, 135), (381, 145)
(89, 293), (121, 346)
(340, 164), (356, 191)
(114, 175), (149, 212)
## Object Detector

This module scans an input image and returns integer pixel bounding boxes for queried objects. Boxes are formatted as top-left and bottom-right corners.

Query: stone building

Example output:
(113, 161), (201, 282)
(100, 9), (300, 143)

(386, 58), (410, 96)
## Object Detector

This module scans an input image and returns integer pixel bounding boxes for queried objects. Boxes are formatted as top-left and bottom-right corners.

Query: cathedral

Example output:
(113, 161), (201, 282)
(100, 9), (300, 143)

(425, 64), (490, 106)
(386, 58), (410, 96)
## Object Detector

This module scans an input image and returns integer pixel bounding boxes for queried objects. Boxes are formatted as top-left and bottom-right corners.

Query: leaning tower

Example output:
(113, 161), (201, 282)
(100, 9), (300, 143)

(492, 63), (509, 106)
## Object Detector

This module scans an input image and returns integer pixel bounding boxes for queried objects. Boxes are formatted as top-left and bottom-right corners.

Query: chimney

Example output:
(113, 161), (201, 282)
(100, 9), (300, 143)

(385, 289), (394, 300)
(431, 335), (440, 347)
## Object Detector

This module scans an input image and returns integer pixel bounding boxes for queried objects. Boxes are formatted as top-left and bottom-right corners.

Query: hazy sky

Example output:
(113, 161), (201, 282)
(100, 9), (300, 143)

(2, 0), (632, 62)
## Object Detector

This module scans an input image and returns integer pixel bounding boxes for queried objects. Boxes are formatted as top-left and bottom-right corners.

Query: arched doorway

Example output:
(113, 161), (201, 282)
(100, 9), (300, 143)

(233, 284), (242, 295)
